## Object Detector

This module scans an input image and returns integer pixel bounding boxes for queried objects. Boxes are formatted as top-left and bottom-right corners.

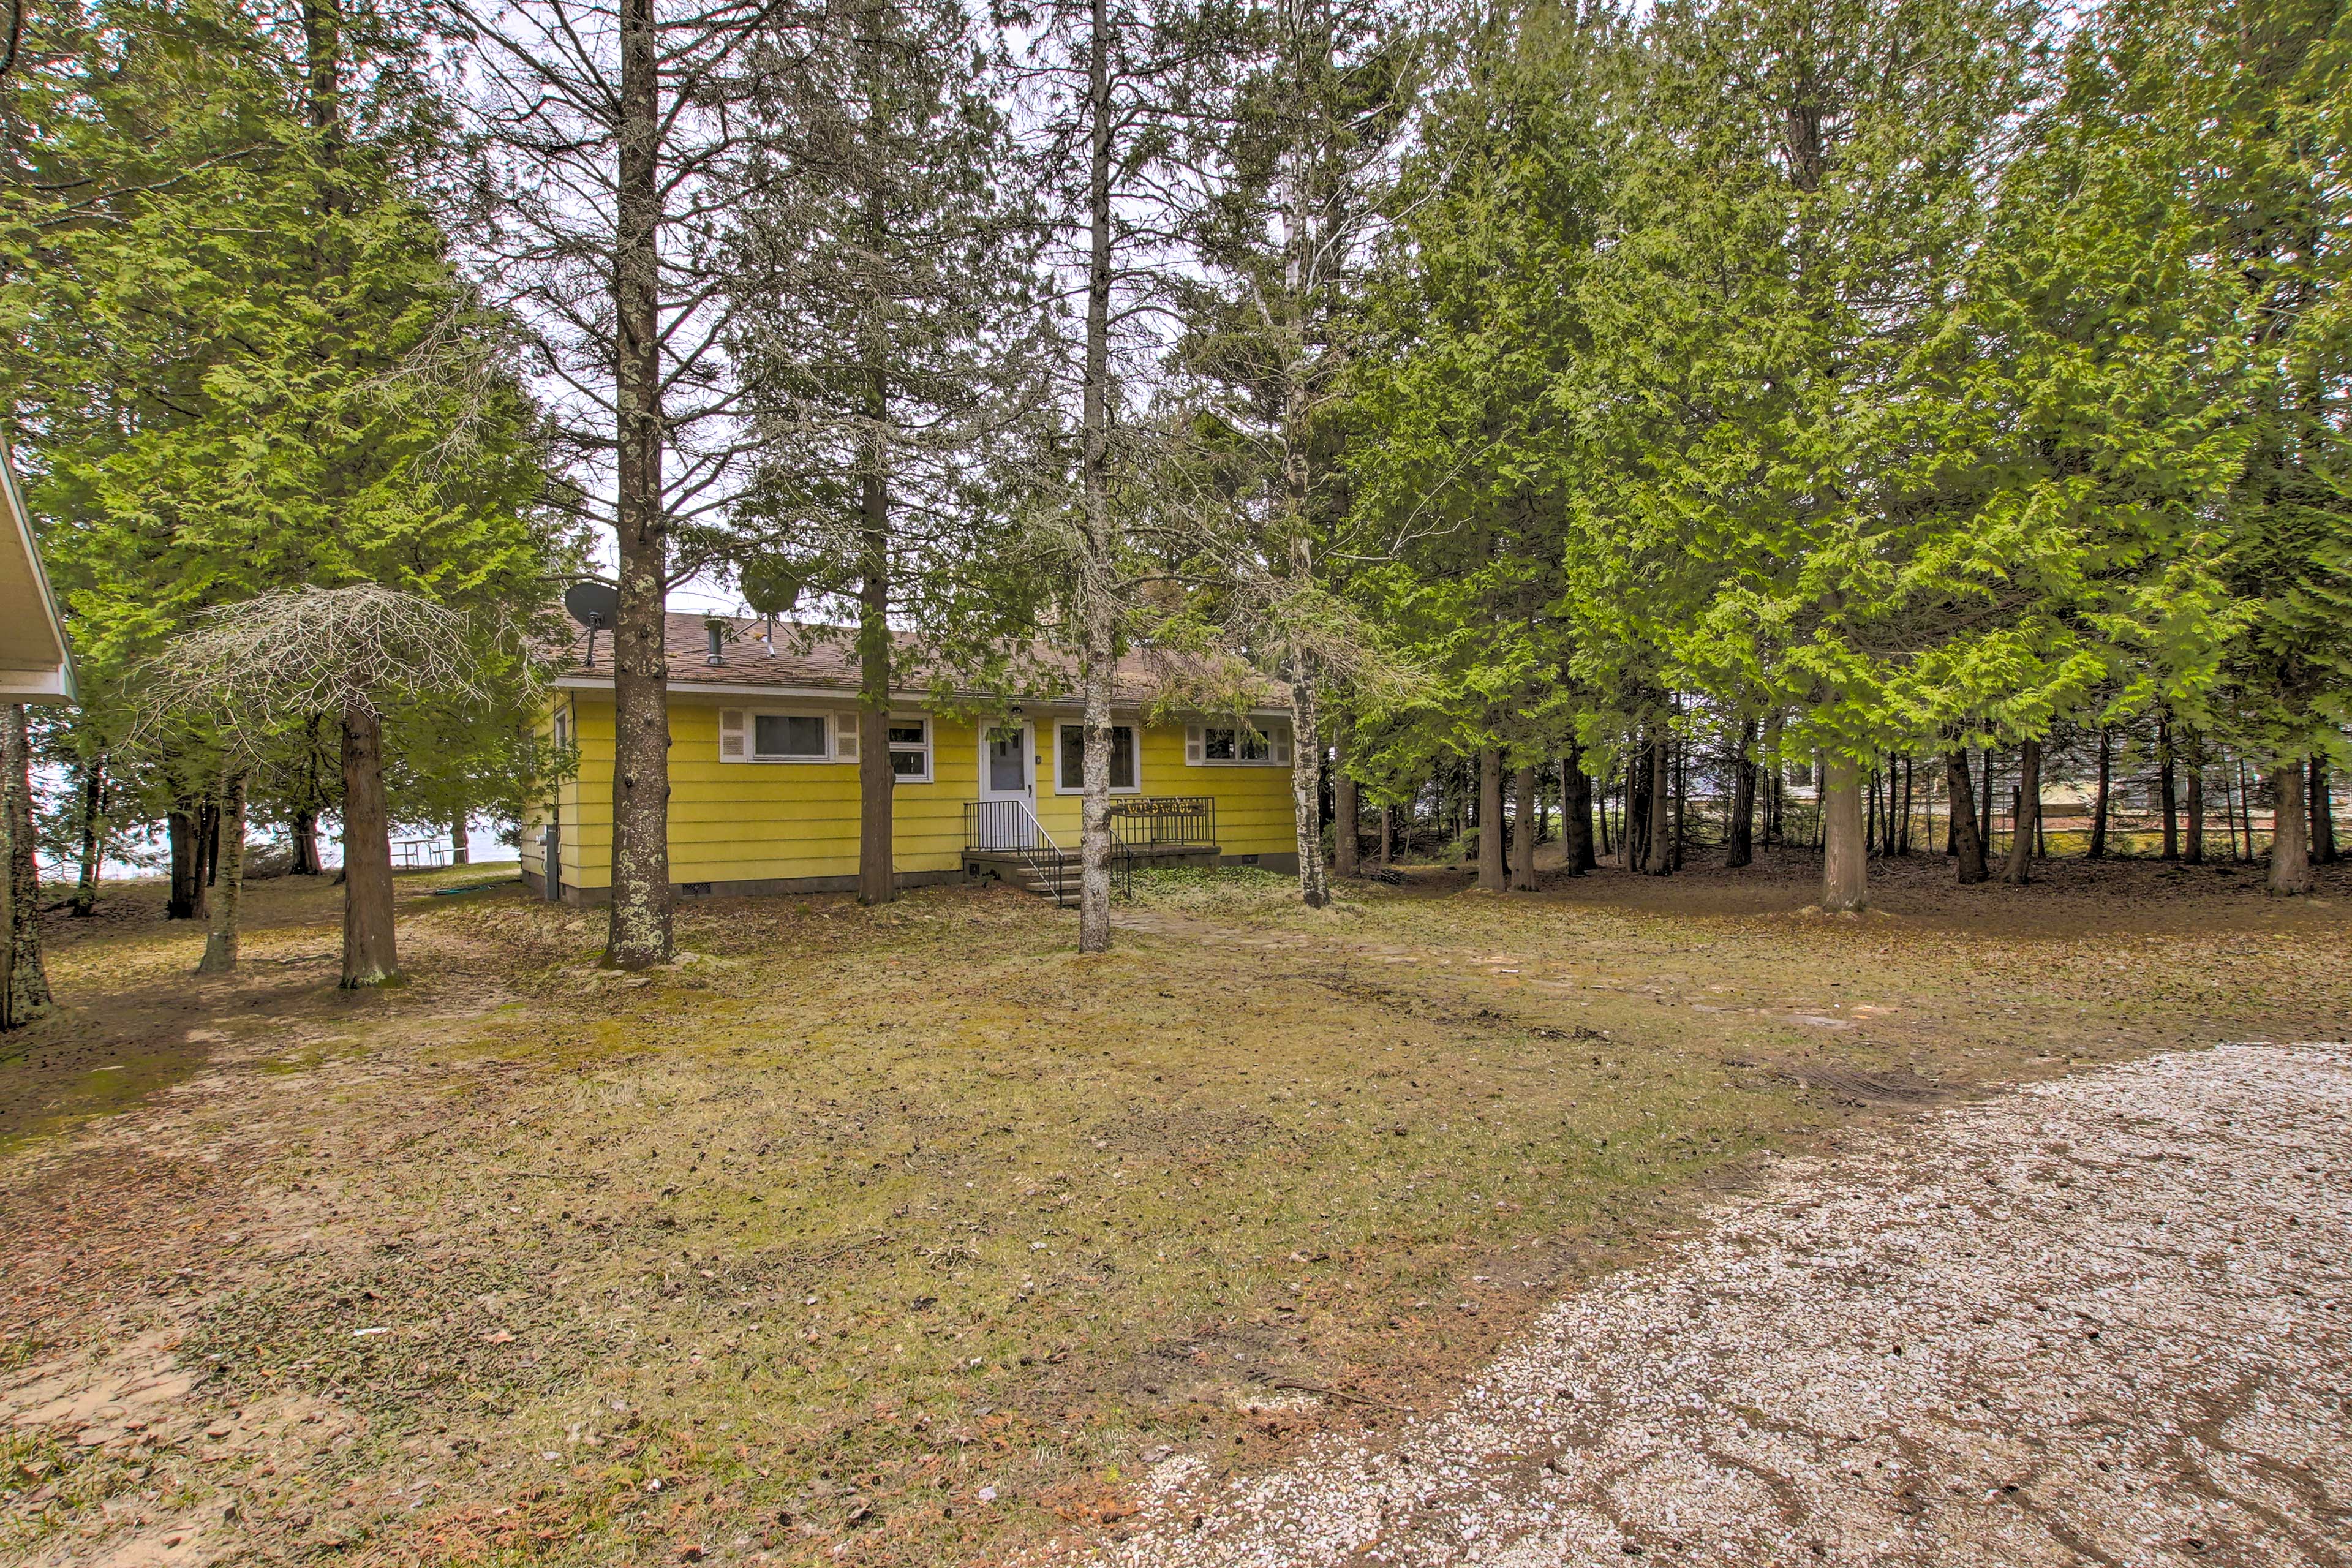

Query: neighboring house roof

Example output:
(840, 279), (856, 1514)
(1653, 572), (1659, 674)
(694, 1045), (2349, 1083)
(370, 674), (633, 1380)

(549, 611), (1289, 715)
(0, 437), (75, 704)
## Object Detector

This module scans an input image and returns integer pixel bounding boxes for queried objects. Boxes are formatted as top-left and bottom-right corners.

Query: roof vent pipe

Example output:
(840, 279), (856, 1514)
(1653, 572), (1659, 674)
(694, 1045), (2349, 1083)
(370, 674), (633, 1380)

(704, 619), (725, 666)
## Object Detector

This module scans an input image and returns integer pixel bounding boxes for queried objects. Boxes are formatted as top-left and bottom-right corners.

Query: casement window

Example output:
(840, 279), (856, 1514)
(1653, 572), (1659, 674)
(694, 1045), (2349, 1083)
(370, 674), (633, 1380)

(717, 709), (859, 763)
(1184, 722), (1290, 767)
(888, 718), (932, 783)
(1055, 722), (1139, 793)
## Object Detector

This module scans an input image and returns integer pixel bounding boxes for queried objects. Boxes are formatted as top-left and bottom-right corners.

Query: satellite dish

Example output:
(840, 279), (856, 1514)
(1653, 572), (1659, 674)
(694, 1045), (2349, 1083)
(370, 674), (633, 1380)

(739, 558), (802, 619)
(564, 581), (621, 629)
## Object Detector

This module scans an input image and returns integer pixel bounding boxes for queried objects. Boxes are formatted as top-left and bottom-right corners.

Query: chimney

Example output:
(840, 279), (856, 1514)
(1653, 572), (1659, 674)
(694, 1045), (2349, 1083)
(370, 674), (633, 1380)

(704, 619), (725, 666)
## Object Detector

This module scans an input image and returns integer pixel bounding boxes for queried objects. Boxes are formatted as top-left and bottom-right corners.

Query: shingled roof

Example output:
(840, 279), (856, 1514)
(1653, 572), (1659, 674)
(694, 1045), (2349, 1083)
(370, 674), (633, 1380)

(549, 611), (1287, 712)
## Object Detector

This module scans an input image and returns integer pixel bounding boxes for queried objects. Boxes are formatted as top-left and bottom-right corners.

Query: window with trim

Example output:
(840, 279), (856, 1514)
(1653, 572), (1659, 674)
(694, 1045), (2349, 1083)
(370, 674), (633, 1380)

(1193, 723), (1282, 764)
(888, 718), (932, 782)
(753, 713), (830, 760)
(1057, 722), (1138, 793)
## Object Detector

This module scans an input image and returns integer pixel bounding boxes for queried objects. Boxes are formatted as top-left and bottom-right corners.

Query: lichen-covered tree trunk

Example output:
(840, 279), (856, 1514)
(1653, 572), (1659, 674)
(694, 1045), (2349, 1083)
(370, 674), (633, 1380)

(1945, 750), (1987, 883)
(1, 704), (53, 1028)
(1287, 664), (1330, 908)
(2000, 737), (2041, 885)
(604, 0), (676, 970)
(70, 760), (107, 916)
(1073, 0), (1118, 954)
(449, 809), (470, 867)
(1476, 748), (1506, 891)
(1820, 756), (1867, 911)
(856, 426), (895, 907)
(2269, 759), (2311, 895)
(340, 699), (399, 987)
(1510, 766), (1538, 891)
(1077, 616), (1115, 952)
(197, 771), (249, 974)
(1641, 736), (1673, 876)
(1332, 725), (1359, 881)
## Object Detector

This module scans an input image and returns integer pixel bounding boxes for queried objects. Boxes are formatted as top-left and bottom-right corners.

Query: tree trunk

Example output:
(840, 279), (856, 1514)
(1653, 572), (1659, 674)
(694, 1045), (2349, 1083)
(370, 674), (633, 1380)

(1562, 746), (1594, 875)
(605, 0), (675, 969)
(2000, 739), (2041, 885)
(856, 451), (895, 908)
(197, 771), (249, 974)
(1476, 748), (1506, 891)
(200, 797), (221, 887)
(1, 705), (52, 1028)
(167, 804), (200, 919)
(2311, 756), (2336, 865)
(1945, 751), (1987, 883)
(2157, 718), (2179, 860)
(449, 809), (470, 867)
(1377, 804), (1392, 867)
(1333, 726), (1360, 880)
(2269, 759), (2310, 895)
(291, 809), (322, 876)
(1510, 765), (1537, 891)
(1075, 0), (1120, 949)
(2237, 753), (2254, 861)
(1725, 719), (1757, 868)
(2185, 758), (2205, 864)
(1980, 748), (1997, 861)
(70, 760), (105, 917)
(1642, 735), (1672, 876)
(1671, 734), (1687, 869)
(340, 699), (399, 987)
(2088, 727), (2111, 858)
(1821, 756), (1867, 912)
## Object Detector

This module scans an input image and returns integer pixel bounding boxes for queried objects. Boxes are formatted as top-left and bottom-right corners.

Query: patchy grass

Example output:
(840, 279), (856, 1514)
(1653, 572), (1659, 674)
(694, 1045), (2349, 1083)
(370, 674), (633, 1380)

(2, 849), (2348, 1567)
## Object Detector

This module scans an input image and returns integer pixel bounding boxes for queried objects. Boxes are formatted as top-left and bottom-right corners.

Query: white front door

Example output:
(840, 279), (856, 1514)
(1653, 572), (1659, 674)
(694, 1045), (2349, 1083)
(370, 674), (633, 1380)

(979, 722), (1031, 802)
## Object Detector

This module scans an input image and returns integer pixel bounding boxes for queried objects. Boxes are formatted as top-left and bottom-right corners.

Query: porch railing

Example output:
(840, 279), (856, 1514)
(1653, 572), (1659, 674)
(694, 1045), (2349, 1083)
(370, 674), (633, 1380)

(964, 796), (1218, 907)
(1108, 796), (1216, 849)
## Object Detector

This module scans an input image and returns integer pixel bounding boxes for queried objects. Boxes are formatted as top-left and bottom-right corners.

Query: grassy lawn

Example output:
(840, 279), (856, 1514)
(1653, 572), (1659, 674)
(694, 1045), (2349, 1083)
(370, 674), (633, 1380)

(2, 848), (2347, 1567)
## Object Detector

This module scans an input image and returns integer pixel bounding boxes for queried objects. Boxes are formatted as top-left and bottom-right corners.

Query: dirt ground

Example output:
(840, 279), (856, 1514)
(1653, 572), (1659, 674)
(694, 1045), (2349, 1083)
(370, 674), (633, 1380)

(1, 845), (2347, 1568)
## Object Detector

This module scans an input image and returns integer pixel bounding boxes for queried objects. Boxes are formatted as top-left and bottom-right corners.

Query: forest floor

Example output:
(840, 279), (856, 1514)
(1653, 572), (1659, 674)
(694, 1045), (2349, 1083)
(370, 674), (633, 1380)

(0, 846), (2346, 1568)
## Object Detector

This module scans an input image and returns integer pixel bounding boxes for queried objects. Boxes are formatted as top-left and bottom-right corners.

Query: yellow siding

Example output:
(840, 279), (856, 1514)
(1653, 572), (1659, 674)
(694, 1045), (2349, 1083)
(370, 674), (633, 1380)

(524, 693), (1301, 892)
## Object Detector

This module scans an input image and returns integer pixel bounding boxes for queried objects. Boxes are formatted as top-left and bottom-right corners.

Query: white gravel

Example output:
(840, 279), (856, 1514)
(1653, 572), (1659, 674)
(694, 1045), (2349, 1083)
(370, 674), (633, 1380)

(1107, 1043), (2352, 1567)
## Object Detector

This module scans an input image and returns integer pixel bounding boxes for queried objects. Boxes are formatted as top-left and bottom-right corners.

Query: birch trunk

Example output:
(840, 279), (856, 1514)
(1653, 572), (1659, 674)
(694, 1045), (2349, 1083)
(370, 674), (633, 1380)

(340, 699), (399, 987)
(1820, 755), (1867, 911)
(0, 704), (51, 1028)
(605, 0), (676, 968)
(197, 771), (249, 974)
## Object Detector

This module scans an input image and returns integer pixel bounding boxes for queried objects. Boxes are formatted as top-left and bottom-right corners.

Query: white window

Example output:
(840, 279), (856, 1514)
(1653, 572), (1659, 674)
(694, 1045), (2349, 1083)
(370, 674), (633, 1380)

(888, 717), (932, 783)
(1185, 722), (1289, 767)
(719, 709), (850, 763)
(1056, 722), (1139, 793)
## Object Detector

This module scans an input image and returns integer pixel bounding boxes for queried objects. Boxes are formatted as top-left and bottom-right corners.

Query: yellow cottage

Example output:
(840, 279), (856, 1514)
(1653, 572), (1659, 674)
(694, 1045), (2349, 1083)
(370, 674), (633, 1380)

(520, 613), (1302, 903)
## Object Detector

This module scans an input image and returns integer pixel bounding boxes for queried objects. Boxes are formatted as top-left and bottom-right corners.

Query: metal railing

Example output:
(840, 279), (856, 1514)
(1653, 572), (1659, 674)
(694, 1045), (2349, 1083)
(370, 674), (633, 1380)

(963, 798), (1075, 905)
(1108, 796), (1216, 848)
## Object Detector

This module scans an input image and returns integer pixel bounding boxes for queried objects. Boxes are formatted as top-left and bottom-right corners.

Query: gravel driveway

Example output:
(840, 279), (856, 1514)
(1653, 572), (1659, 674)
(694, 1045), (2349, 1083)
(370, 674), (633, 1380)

(1109, 1042), (2352, 1567)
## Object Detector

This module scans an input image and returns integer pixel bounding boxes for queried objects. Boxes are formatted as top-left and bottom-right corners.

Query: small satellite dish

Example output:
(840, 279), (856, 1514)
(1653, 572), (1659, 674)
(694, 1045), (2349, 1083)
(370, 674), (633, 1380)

(739, 558), (802, 619)
(564, 581), (621, 629)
